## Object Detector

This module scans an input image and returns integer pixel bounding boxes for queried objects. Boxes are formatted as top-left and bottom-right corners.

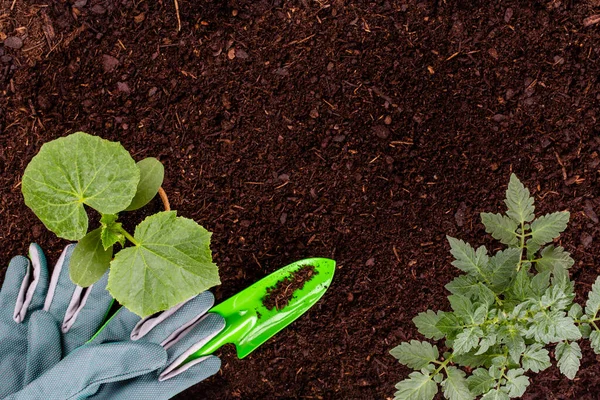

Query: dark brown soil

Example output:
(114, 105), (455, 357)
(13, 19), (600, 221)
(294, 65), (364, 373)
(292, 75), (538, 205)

(263, 264), (317, 311)
(2, 0), (600, 399)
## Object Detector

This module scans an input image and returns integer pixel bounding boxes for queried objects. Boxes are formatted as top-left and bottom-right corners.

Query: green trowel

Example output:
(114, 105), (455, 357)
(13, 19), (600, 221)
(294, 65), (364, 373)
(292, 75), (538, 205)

(190, 257), (335, 360)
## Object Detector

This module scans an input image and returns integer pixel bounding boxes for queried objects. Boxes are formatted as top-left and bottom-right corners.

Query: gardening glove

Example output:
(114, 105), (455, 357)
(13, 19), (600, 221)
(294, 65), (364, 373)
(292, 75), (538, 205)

(9, 291), (225, 400)
(0, 243), (114, 398)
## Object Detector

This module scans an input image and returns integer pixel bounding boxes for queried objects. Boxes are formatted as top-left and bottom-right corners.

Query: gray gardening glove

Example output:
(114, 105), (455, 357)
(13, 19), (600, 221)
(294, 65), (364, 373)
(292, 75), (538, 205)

(9, 291), (225, 400)
(0, 243), (113, 398)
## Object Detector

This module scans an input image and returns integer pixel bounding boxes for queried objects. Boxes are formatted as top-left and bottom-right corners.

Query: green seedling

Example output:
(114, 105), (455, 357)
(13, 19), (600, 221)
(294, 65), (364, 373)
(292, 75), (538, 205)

(22, 132), (220, 317)
(391, 174), (600, 400)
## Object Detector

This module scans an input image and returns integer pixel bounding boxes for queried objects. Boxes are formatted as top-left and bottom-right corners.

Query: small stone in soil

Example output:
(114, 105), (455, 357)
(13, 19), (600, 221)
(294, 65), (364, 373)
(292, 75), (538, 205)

(102, 54), (119, 73)
(117, 82), (131, 93)
(372, 125), (390, 139)
(262, 265), (318, 311)
(4, 36), (23, 49)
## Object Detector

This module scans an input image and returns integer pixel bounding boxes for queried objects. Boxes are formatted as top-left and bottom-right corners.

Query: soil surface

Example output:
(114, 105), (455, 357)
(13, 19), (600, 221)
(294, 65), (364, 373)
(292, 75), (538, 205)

(2, 0), (600, 399)
(263, 264), (317, 310)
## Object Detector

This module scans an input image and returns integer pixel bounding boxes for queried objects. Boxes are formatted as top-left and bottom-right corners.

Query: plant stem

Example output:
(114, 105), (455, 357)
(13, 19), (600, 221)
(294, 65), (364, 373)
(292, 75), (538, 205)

(436, 354), (454, 375)
(118, 226), (139, 246)
(517, 221), (526, 271)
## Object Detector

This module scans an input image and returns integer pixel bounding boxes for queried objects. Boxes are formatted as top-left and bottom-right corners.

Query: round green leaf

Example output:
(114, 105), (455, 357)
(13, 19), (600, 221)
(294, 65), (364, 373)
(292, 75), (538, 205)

(22, 132), (140, 240)
(70, 228), (114, 287)
(107, 211), (220, 317)
(125, 157), (165, 211)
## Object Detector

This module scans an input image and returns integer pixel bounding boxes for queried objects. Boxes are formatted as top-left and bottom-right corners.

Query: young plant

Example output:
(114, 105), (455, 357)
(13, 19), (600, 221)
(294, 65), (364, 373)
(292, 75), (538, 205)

(21, 132), (220, 317)
(391, 174), (600, 399)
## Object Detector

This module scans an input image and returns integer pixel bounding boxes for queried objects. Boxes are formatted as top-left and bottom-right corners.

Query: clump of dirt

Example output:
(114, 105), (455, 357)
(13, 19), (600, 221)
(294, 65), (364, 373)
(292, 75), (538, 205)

(263, 265), (317, 311)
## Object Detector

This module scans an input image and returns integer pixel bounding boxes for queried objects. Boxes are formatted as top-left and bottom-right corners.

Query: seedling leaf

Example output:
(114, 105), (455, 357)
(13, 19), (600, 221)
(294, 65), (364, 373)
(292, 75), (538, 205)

(70, 228), (113, 287)
(107, 211), (220, 317)
(100, 214), (125, 250)
(22, 132), (140, 240)
(481, 389), (510, 400)
(390, 340), (439, 370)
(394, 371), (437, 400)
(530, 212), (570, 246)
(504, 173), (535, 224)
(467, 368), (495, 396)
(481, 213), (518, 246)
(442, 367), (474, 400)
(413, 310), (445, 340)
(505, 368), (529, 397)
(521, 344), (550, 373)
(589, 331), (600, 354)
(555, 341), (581, 379)
(585, 276), (600, 318)
(125, 157), (165, 211)
(447, 236), (489, 278)
(536, 246), (574, 272)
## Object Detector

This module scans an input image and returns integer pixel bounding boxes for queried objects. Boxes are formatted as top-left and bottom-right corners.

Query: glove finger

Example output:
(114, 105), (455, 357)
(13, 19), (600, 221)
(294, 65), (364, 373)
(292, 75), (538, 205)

(87, 356), (221, 400)
(61, 272), (114, 354)
(43, 244), (78, 322)
(90, 306), (141, 344)
(1, 244), (49, 323)
(130, 291), (215, 344)
(8, 342), (167, 400)
(160, 313), (225, 379)
(24, 244), (50, 314)
(0, 255), (29, 319)
(24, 311), (62, 385)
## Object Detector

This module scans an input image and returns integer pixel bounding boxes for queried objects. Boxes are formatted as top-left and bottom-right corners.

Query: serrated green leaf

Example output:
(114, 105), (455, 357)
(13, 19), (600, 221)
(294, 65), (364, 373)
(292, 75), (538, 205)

(421, 364), (436, 375)
(510, 267), (532, 301)
(436, 313), (462, 337)
(526, 240), (541, 260)
(530, 270), (551, 297)
(568, 303), (582, 319)
(390, 341), (439, 370)
(453, 352), (493, 368)
(467, 368), (496, 395)
(394, 371), (437, 400)
(504, 174), (535, 224)
(498, 326), (525, 363)
(107, 211), (220, 317)
(521, 344), (550, 373)
(448, 295), (474, 321)
(446, 275), (479, 297)
(481, 389), (510, 400)
(505, 368), (529, 397)
(22, 132), (140, 240)
(589, 331), (600, 354)
(454, 327), (483, 355)
(69, 228), (113, 287)
(556, 341), (581, 380)
(541, 285), (573, 311)
(125, 157), (165, 211)
(473, 304), (488, 325)
(527, 311), (580, 343)
(441, 367), (474, 400)
(481, 213), (519, 246)
(551, 266), (573, 295)
(536, 246), (574, 272)
(585, 276), (600, 318)
(474, 283), (496, 307)
(100, 214), (125, 250)
(488, 248), (520, 292)
(475, 333), (497, 355)
(580, 323), (591, 339)
(447, 236), (489, 278)
(413, 310), (445, 340)
(530, 212), (570, 246)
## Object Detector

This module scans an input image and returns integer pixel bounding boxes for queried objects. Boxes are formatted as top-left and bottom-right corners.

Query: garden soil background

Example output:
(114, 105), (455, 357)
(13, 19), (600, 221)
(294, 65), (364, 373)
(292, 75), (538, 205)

(1, 0), (600, 398)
